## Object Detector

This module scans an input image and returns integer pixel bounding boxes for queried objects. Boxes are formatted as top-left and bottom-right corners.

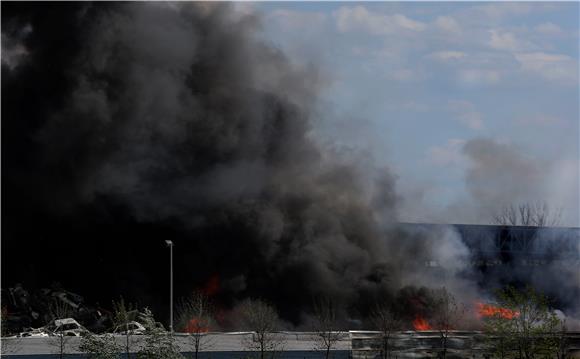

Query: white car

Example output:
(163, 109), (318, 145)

(18, 327), (50, 338)
(46, 318), (88, 337)
(113, 321), (147, 335)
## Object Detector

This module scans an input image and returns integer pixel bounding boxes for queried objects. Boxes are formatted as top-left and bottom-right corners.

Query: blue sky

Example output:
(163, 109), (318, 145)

(247, 2), (579, 226)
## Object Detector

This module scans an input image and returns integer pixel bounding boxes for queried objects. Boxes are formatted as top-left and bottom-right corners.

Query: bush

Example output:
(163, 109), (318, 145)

(79, 333), (122, 359)
(137, 308), (184, 359)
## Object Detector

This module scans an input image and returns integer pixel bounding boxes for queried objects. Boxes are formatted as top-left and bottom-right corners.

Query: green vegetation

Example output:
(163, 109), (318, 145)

(137, 308), (183, 359)
(483, 286), (563, 359)
(79, 333), (122, 359)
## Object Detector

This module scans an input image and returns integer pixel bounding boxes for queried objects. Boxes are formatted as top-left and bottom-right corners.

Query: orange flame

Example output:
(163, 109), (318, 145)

(185, 317), (209, 333)
(413, 315), (432, 330)
(476, 302), (519, 319)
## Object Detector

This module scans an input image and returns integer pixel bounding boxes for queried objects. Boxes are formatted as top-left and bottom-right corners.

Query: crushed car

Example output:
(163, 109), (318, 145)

(45, 318), (90, 337)
(112, 321), (147, 335)
(17, 327), (51, 338)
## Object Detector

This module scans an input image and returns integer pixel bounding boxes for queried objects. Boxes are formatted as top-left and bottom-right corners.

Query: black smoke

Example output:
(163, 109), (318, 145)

(2, 2), (403, 326)
(4, 2), (578, 330)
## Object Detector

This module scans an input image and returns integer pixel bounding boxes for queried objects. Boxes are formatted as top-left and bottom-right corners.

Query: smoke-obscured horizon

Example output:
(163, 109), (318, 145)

(2, 2), (579, 329)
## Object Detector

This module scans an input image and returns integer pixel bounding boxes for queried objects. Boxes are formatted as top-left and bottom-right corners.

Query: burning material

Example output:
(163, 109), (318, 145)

(476, 302), (519, 319)
(413, 315), (432, 331)
(185, 317), (210, 333)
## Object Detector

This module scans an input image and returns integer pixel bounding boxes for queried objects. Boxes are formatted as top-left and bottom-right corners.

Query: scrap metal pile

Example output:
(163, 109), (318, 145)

(1, 284), (111, 336)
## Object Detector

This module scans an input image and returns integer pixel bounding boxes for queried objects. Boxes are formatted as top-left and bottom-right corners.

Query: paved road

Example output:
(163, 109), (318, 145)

(1, 332), (351, 357)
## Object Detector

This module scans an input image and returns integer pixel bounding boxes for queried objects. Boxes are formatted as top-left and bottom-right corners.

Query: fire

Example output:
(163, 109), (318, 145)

(476, 302), (519, 319)
(413, 315), (432, 331)
(185, 317), (209, 333)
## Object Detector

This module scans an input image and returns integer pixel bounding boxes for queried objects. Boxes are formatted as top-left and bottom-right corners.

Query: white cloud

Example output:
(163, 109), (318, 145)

(434, 16), (461, 35)
(535, 22), (563, 36)
(428, 51), (467, 63)
(447, 100), (485, 130)
(458, 112), (484, 130)
(426, 139), (467, 167)
(474, 3), (533, 21)
(458, 69), (501, 85)
(488, 29), (534, 52)
(514, 52), (578, 84)
(231, 2), (256, 17)
(267, 9), (327, 30)
(334, 6), (426, 35)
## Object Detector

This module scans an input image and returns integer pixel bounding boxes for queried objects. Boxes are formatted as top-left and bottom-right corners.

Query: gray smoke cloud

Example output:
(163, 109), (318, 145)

(3, 2), (577, 329)
(18, 2), (408, 321)
(427, 137), (580, 227)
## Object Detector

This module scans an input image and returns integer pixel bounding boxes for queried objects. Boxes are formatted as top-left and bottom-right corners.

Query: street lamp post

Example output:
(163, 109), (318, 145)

(165, 240), (174, 333)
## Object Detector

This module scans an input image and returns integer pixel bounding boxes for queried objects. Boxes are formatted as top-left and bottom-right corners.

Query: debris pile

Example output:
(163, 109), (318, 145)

(1, 283), (111, 335)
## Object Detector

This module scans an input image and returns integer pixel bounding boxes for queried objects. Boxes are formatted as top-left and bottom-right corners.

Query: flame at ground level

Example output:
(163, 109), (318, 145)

(413, 315), (432, 330)
(476, 302), (519, 320)
(185, 317), (209, 333)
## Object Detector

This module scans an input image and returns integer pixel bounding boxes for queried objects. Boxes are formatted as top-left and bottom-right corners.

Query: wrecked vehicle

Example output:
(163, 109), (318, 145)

(112, 321), (147, 335)
(45, 318), (89, 337)
(17, 327), (51, 338)
(2, 284), (111, 334)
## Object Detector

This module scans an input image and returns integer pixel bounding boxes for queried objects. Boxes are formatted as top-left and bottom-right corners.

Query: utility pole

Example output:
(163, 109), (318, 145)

(165, 240), (174, 333)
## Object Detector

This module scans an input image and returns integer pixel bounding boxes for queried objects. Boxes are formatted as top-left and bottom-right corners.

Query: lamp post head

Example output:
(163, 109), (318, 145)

(165, 240), (173, 247)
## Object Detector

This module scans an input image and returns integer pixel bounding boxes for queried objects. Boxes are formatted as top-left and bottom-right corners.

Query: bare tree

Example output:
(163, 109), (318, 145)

(370, 303), (402, 359)
(49, 298), (74, 321)
(176, 290), (214, 359)
(312, 297), (345, 359)
(112, 297), (138, 359)
(492, 202), (562, 227)
(49, 320), (72, 359)
(431, 287), (465, 359)
(239, 299), (285, 359)
(46, 298), (77, 359)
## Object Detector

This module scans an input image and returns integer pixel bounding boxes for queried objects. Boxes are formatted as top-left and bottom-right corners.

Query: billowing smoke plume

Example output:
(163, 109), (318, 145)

(2, 2), (402, 323)
(462, 138), (579, 226)
(2, 2), (577, 329)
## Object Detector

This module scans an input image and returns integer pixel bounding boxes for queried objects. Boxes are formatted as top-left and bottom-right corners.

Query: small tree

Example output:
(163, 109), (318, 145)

(239, 299), (285, 359)
(137, 308), (183, 359)
(431, 287), (465, 359)
(483, 286), (562, 359)
(176, 290), (214, 359)
(312, 297), (345, 359)
(554, 319), (569, 359)
(112, 297), (138, 359)
(370, 303), (402, 359)
(80, 333), (122, 359)
(46, 296), (76, 358)
(483, 309), (513, 359)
